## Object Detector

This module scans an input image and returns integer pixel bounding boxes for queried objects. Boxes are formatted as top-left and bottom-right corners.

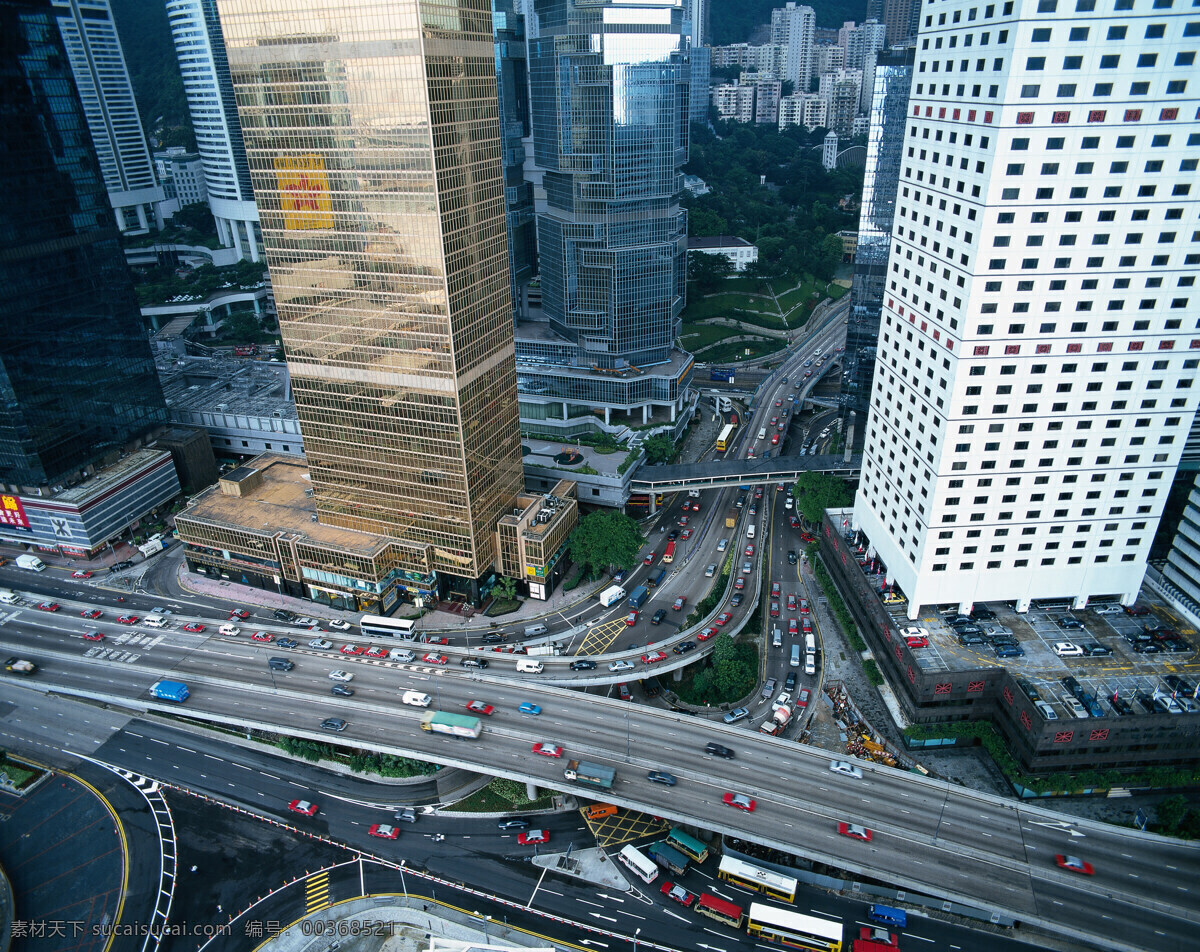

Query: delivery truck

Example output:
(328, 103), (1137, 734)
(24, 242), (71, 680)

(149, 680), (189, 703)
(15, 555), (45, 572)
(419, 711), (483, 738)
(627, 585), (649, 609)
(563, 759), (616, 791)
(599, 585), (626, 607)
(4, 658), (37, 676)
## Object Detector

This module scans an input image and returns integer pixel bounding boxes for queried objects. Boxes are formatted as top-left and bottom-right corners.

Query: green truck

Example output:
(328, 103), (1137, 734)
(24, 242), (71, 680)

(564, 759), (615, 791)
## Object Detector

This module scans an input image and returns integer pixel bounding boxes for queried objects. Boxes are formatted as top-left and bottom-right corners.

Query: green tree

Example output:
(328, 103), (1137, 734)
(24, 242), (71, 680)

(687, 250), (735, 292)
(221, 311), (262, 342)
(493, 575), (518, 602)
(642, 434), (677, 465)
(568, 511), (645, 578)
(172, 202), (217, 237)
(1157, 794), (1190, 832)
(793, 472), (854, 526)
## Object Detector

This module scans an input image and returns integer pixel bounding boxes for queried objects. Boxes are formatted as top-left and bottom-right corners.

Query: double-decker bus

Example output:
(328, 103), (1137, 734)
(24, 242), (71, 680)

(647, 840), (689, 875)
(359, 614), (416, 639)
(747, 902), (843, 951)
(695, 892), (744, 928)
(662, 540), (677, 564)
(617, 844), (658, 884)
(666, 827), (709, 863)
(717, 855), (798, 903)
(716, 423), (736, 453)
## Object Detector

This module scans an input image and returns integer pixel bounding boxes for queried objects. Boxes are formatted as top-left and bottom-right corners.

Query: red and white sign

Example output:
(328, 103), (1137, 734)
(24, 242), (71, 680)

(0, 495), (30, 530)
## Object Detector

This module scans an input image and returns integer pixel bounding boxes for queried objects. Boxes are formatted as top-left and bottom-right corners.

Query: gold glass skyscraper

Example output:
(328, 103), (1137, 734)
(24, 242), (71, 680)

(214, 0), (524, 585)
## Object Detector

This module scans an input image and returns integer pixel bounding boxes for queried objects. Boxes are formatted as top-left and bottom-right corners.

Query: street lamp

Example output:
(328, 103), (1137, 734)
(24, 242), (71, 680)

(633, 927), (641, 952)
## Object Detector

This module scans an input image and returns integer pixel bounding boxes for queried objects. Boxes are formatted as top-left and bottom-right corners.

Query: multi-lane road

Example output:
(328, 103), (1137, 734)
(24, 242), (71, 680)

(2, 595), (1197, 952)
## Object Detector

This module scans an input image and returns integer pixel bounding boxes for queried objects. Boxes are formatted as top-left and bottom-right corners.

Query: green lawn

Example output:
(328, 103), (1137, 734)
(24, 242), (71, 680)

(679, 323), (732, 351)
(696, 338), (787, 363)
(451, 777), (557, 812)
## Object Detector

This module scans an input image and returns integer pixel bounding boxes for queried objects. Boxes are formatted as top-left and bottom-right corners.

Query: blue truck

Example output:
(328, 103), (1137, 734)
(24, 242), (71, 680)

(628, 585), (649, 609)
(150, 680), (190, 703)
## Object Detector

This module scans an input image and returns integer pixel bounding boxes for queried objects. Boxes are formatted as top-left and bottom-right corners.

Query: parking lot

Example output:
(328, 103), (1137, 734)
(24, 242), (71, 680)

(878, 586), (1199, 721)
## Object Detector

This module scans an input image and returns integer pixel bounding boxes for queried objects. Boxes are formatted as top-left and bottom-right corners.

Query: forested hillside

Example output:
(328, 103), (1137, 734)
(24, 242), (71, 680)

(711, 0), (868, 44)
(109, 0), (192, 149)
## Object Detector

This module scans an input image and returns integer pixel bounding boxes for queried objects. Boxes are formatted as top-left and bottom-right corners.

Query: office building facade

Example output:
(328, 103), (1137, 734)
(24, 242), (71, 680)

(51, 0), (164, 233)
(528, 0), (690, 371)
(852, 1), (1199, 618)
(1, 0), (170, 489)
(843, 47), (915, 447)
(166, 0), (261, 261)
(492, 0), (537, 316)
(213, 0), (525, 591)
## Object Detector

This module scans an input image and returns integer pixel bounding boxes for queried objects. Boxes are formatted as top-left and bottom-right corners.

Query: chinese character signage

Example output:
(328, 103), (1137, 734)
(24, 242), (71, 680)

(274, 154), (334, 230)
(0, 495), (30, 530)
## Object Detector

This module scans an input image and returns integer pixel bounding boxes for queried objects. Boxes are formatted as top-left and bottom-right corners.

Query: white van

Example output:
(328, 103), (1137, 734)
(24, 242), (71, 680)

(401, 691), (432, 707)
(390, 648), (416, 662)
(219, 624), (241, 637)
(790, 644), (801, 667)
(804, 633), (816, 653)
(804, 651), (816, 676)
(757, 427), (767, 440)
(144, 614), (170, 629)
(0, 590), (18, 605)
(746, 524), (756, 539)
(524, 624), (548, 637)
(516, 658), (544, 673)
(772, 628), (783, 648)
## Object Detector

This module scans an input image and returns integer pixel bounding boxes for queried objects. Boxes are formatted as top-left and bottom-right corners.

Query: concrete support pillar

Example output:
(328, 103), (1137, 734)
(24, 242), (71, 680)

(135, 203), (150, 231)
(563, 402), (568, 420)
(230, 220), (246, 259)
(907, 602), (920, 622)
(243, 222), (261, 262)
(1015, 597), (1031, 614)
(1072, 595), (1088, 610)
(669, 401), (677, 422)
(525, 781), (539, 800)
(642, 404), (649, 424)
(604, 406), (611, 425)
(215, 216), (232, 247)
(648, 494), (657, 516)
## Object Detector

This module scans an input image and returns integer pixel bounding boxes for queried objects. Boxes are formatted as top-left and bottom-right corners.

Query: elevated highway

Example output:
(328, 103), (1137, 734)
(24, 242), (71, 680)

(4, 620), (1196, 952)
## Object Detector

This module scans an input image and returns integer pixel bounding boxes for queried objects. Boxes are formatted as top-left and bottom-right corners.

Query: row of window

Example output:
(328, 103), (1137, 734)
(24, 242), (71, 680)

(931, 554), (1141, 571)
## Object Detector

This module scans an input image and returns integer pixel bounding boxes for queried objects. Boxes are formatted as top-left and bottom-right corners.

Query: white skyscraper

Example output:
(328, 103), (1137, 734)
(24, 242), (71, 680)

(771, 2), (816, 92)
(51, 0), (164, 233)
(852, 0), (1199, 618)
(166, 0), (261, 261)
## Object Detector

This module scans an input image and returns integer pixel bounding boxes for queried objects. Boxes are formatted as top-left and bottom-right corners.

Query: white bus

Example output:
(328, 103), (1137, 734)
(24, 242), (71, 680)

(747, 902), (843, 951)
(617, 844), (659, 885)
(359, 614), (416, 639)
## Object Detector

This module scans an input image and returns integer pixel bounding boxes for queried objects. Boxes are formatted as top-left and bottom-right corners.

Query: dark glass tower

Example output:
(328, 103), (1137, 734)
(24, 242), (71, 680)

(492, 0), (537, 318)
(529, 0), (689, 369)
(841, 47), (913, 449)
(0, 0), (168, 487)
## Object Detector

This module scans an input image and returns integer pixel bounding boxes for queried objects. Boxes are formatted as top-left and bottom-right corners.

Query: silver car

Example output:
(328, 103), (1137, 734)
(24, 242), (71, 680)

(723, 707), (750, 724)
(829, 760), (863, 779)
(608, 660), (636, 672)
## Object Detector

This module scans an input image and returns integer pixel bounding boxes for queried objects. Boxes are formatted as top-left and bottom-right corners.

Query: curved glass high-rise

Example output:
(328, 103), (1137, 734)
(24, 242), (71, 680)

(528, 0), (689, 370)
(166, 0), (261, 260)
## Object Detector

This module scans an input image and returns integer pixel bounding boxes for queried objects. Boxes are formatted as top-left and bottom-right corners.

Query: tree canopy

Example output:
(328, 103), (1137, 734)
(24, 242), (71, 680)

(684, 123), (863, 281)
(568, 511), (645, 578)
(793, 472), (855, 525)
(688, 250), (735, 293)
(642, 434), (677, 466)
(711, 0), (868, 45)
